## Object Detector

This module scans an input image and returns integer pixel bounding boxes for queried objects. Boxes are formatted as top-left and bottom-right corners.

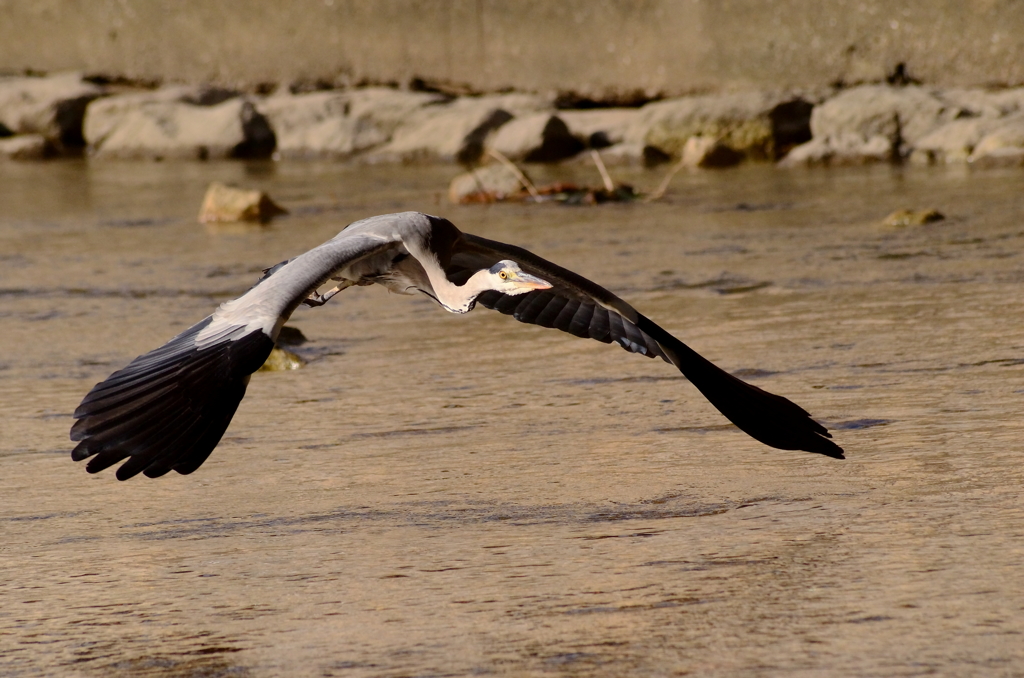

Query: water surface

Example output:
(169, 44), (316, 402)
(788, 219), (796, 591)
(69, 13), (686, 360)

(2, 160), (1023, 677)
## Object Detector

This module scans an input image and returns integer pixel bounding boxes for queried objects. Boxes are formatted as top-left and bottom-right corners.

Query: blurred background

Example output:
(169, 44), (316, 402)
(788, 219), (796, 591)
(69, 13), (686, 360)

(5, 0), (1024, 95)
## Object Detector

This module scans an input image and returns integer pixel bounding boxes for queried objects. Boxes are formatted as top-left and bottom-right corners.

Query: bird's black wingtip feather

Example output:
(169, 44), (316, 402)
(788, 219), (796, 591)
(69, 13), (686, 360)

(806, 436), (845, 460)
(633, 314), (845, 460)
(70, 322), (274, 480)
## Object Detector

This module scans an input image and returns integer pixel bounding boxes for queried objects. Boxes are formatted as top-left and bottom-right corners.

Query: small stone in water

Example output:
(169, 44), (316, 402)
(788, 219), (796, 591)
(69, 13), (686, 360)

(259, 347), (305, 372)
(881, 209), (945, 228)
(198, 182), (287, 223)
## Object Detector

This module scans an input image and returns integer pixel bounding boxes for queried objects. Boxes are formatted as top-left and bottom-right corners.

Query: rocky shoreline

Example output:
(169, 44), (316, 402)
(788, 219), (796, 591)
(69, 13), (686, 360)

(3, 72), (1024, 169)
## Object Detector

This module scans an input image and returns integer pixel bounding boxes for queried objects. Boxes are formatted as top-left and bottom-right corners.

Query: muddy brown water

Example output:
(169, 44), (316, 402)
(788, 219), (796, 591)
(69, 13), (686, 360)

(1, 160), (1023, 677)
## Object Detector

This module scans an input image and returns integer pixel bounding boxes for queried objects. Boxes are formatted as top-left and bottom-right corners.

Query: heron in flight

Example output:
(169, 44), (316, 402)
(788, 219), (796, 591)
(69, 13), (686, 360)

(71, 212), (843, 480)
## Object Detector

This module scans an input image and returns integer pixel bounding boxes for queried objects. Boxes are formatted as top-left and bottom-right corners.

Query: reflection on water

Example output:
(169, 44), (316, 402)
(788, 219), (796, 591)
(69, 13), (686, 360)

(2, 160), (1023, 677)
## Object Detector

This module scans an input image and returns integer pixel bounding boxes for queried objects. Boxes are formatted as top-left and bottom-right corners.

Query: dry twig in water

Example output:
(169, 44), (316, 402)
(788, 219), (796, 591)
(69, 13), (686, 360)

(590, 149), (615, 192)
(644, 156), (687, 203)
(487, 149), (541, 200)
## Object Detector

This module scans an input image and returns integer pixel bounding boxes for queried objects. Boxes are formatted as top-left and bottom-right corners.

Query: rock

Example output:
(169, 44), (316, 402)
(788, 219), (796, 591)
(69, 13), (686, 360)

(970, 146), (1024, 167)
(259, 347), (305, 372)
(591, 141), (646, 165)
(198, 182), (287, 223)
(632, 92), (807, 162)
(968, 114), (1024, 165)
(779, 133), (893, 166)
(790, 85), (952, 164)
(810, 85), (949, 146)
(0, 73), (104, 150)
(257, 87), (443, 158)
(83, 86), (197, 149)
(641, 144), (673, 167)
(448, 162), (526, 203)
(910, 118), (999, 164)
(487, 113), (584, 163)
(881, 209), (945, 228)
(0, 134), (49, 160)
(371, 93), (550, 163)
(680, 136), (744, 168)
(936, 88), (1024, 120)
(558, 108), (641, 149)
(84, 93), (275, 160)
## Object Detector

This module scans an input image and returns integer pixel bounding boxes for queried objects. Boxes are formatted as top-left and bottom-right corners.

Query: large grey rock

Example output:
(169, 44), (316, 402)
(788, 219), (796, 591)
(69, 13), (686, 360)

(906, 88), (1024, 164)
(558, 108), (641, 149)
(813, 86), (947, 143)
(0, 73), (103, 150)
(631, 92), (805, 161)
(371, 93), (550, 163)
(258, 88), (443, 158)
(85, 92), (274, 160)
(809, 85), (951, 155)
(0, 134), (49, 160)
(487, 113), (584, 163)
(781, 85), (960, 166)
(83, 86), (199, 149)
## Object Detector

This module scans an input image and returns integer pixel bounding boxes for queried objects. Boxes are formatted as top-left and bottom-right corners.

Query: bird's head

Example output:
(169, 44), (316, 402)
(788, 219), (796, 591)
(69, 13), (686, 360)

(485, 260), (552, 295)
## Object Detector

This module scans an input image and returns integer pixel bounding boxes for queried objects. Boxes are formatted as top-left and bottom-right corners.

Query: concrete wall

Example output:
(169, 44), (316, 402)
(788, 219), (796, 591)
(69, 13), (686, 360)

(2, 0), (1023, 96)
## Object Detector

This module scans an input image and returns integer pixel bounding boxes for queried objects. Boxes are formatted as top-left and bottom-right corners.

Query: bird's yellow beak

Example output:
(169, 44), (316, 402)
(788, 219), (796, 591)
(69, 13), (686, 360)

(511, 271), (553, 290)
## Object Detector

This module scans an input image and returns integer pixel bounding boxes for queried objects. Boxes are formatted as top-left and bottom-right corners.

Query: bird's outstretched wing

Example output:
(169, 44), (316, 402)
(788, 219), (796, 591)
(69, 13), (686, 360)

(70, 216), (418, 480)
(70, 316), (274, 479)
(450, 233), (844, 459)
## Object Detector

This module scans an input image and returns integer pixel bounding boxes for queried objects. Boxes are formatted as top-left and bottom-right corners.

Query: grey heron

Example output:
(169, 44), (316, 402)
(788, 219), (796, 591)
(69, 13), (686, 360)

(71, 212), (843, 481)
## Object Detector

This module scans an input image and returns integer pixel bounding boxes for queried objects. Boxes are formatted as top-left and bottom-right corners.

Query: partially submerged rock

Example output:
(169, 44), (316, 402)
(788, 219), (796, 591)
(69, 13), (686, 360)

(449, 164), (639, 205)
(198, 182), (287, 223)
(0, 134), (49, 160)
(85, 91), (275, 160)
(448, 162), (525, 203)
(881, 209), (945, 228)
(259, 347), (305, 372)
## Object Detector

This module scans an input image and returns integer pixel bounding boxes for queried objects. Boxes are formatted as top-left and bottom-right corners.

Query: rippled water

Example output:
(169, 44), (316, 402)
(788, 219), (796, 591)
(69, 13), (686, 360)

(2, 159), (1023, 677)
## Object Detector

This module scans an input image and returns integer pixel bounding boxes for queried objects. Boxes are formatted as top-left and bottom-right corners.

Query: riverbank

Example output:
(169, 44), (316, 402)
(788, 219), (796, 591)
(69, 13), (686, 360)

(3, 72), (1024, 169)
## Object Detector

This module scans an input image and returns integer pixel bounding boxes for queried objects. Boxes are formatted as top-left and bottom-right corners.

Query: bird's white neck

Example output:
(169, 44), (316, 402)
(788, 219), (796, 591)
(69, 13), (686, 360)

(433, 269), (495, 314)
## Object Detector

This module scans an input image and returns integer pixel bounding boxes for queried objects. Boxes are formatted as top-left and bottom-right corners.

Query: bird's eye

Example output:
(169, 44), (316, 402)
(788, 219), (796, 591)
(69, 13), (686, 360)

(499, 271), (508, 279)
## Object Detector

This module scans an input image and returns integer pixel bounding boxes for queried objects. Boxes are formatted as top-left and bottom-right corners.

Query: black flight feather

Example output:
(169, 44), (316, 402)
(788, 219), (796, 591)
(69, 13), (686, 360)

(71, 316), (275, 480)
